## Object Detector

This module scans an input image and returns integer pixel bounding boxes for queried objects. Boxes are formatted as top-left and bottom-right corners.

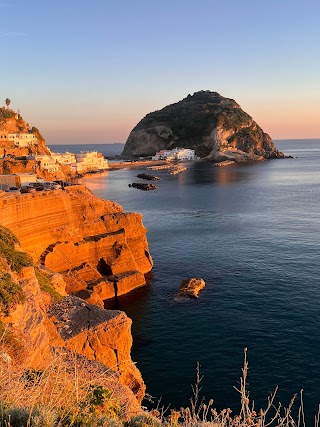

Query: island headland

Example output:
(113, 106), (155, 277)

(122, 90), (284, 162)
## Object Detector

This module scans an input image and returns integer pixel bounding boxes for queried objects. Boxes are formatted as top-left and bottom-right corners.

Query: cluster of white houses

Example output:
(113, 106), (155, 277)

(0, 131), (38, 148)
(26, 151), (109, 174)
(152, 148), (196, 161)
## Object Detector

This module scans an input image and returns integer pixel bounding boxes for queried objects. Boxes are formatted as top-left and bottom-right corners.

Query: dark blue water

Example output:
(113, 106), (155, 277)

(80, 140), (320, 420)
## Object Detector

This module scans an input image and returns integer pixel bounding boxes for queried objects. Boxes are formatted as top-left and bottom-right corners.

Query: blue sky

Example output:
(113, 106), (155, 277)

(1, 0), (320, 144)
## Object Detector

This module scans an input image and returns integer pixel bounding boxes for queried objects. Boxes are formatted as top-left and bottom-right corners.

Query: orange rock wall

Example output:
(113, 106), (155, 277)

(0, 186), (153, 302)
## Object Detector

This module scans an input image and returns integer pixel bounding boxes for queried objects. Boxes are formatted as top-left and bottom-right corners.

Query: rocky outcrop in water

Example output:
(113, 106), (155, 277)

(137, 173), (160, 181)
(122, 91), (284, 162)
(129, 183), (158, 190)
(176, 278), (206, 299)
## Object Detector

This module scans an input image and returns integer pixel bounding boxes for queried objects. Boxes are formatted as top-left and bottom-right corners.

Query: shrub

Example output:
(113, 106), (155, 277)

(0, 273), (25, 314)
(85, 385), (121, 418)
(35, 268), (63, 302)
(2, 406), (30, 427)
(31, 127), (45, 143)
(0, 108), (15, 119)
(0, 226), (33, 272)
(125, 415), (161, 427)
(0, 321), (23, 355)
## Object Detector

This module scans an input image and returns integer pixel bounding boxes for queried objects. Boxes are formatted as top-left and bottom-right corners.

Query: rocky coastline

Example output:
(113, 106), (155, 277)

(0, 185), (155, 416)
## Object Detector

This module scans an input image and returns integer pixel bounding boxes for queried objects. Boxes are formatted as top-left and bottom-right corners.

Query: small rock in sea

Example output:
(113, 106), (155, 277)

(128, 182), (158, 191)
(137, 173), (160, 181)
(176, 278), (206, 299)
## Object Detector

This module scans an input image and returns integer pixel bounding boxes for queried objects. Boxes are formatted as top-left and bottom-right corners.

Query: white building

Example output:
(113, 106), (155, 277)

(71, 151), (109, 174)
(34, 155), (60, 173)
(152, 148), (195, 161)
(8, 133), (38, 148)
(51, 152), (76, 165)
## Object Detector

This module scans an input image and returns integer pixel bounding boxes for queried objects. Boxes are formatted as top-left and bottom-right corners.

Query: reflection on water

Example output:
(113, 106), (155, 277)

(79, 172), (109, 191)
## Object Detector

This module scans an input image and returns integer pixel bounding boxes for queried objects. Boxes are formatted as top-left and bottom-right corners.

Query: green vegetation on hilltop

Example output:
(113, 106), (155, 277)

(31, 126), (45, 143)
(0, 107), (16, 120)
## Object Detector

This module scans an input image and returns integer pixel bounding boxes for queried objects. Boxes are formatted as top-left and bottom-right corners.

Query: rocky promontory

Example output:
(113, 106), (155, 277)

(0, 186), (153, 307)
(0, 232), (145, 410)
(0, 185), (154, 407)
(122, 91), (284, 162)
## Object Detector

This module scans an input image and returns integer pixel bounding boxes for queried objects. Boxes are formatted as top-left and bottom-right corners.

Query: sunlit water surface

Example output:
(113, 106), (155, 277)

(80, 140), (320, 420)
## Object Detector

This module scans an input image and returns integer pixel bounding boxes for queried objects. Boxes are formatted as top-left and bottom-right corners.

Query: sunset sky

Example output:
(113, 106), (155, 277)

(2, 0), (320, 144)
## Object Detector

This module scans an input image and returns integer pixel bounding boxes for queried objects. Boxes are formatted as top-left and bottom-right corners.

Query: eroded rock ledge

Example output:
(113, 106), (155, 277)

(48, 295), (145, 401)
(1, 265), (144, 409)
(0, 186), (153, 306)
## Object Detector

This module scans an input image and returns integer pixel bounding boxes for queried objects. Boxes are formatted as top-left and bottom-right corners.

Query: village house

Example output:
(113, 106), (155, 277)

(70, 151), (109, 174)
(152, 148), (195, 161)
(7, 133), (38, 148)
(33, 155), (60, 173)
(51, 152), (76, 165)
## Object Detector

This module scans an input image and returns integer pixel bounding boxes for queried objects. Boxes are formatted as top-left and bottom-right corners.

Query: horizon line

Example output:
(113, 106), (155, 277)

(47, 138), (320, 146)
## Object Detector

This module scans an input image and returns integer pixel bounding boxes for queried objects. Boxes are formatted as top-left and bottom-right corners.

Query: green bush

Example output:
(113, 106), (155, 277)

(2, 406), (30, 427)
(125, 415), (162, 427)
(0, 226), (33, 272)
(0, 273), (25, 314)
(35, 269), (63, 302)
(86, 385), (120, 417)
(0, 227), (18, 247)
(0, 321), (23, 353)
(31, 127), (45, 143)
(0, 108), (15, 119)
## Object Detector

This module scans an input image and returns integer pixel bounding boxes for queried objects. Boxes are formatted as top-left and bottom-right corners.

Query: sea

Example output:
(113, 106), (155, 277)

(48, 143), (124, 157)
(79, 139), (320, 421)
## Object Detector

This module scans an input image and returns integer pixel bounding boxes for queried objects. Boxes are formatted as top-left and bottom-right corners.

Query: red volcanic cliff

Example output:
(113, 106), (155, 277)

(0, 186), (153, 306)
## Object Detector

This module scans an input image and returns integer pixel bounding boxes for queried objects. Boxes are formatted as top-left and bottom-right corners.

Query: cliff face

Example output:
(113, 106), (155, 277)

(1, 263), (144, 408)
(0, 108), (49, 156)
(0, 186), (153, 306)
(122, 91), (284, 161)
(48, 295), (145, 401)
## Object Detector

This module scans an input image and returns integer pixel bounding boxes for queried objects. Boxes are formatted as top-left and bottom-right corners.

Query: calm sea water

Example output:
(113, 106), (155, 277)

(48, 143), (124, 156)
(80, 140), (320, 420)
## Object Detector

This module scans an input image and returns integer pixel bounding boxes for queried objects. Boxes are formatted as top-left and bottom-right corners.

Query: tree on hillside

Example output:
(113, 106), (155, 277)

(5, 98), (11, 109)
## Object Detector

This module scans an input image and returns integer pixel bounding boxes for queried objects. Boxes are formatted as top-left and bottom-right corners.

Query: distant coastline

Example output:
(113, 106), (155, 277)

(274, 138), (320, 142)
(48, 143), (125, 157)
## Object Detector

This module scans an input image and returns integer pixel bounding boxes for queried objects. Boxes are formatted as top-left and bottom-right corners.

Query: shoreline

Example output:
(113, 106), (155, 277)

(108, 159), (169, 170)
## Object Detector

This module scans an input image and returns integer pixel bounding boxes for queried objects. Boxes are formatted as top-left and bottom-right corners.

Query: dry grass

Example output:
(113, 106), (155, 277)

(0, 347), (316, 427)
(0, 346), (126, 427)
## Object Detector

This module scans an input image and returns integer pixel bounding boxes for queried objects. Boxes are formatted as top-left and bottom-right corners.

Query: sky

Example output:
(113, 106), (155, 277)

(1, 0), (320, 144)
